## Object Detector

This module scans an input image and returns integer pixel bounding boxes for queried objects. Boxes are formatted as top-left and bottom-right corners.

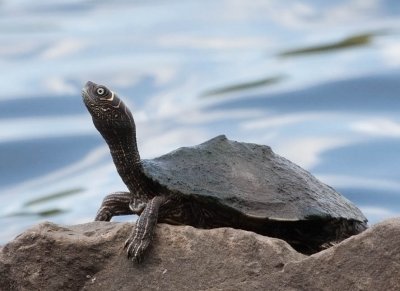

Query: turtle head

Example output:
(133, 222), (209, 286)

(82, 81), (134, 129)
(83, 81), (143, 174)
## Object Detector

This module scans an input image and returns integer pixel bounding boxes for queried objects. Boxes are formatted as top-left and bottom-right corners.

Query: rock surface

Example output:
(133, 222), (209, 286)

(1, 219), (399, 290)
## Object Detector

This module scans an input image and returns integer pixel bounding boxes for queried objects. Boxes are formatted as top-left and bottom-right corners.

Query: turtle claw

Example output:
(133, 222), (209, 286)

(124, 235), (149, 264)
(123, 196), (166, 263)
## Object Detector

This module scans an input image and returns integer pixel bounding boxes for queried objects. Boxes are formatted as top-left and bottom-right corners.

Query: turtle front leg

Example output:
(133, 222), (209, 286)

(124, 195), (167, 263)
(95, 191), (145, 221)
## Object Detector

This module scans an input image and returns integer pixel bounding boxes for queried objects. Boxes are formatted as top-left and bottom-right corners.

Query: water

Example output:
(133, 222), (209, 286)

(1, 0), (400, 244)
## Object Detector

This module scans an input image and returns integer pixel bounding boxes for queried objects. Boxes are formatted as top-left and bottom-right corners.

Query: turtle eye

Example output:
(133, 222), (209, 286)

(96, 87), (105, 96)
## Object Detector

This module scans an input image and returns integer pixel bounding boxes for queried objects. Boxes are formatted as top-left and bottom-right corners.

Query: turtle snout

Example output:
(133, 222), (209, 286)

(82, 81), (96, 104)
(84, 80), (97, 92)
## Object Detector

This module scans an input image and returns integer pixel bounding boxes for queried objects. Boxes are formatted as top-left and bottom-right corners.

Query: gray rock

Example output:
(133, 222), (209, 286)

(273, 218), (400, 291)
(1, 219), (399, 290)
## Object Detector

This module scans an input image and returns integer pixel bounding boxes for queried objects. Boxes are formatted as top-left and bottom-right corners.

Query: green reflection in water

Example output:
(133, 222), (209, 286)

(24, 187), (84, 207)
(1, 188), (84, 218)
(4, 208), (67, 218)
(278, 32), (381, 57)
(201, 75), (285, 97)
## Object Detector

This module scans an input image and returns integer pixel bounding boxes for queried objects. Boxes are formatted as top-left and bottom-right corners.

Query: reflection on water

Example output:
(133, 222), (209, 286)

(1, 0), (400, 244)
(278, 32), (379, 57)
(201, 75), (285, 97)
(5, 208), (66, 218)
(209, 74), (400, 113)
(24, 187), (83, 207)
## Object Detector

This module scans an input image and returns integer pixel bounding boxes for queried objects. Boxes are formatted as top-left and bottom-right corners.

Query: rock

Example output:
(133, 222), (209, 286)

(273, 218), (400, 291)
(1, 219), (400, 290)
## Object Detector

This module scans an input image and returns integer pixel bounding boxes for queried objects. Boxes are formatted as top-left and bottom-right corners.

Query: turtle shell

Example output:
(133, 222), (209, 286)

(142, 135), (366, 223)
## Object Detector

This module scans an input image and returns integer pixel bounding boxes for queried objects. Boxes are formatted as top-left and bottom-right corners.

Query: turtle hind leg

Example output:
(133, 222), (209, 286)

(95, 191), (142, 221)
(124, 195), (166, 263)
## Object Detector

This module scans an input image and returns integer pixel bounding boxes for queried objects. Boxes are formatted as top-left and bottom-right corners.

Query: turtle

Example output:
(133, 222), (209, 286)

(82, 81), (367, 263)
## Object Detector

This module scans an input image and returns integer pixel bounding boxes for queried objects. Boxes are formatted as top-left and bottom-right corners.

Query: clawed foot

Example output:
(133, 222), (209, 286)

(124, 232), (150, 263)
(123, 196), (167, 263)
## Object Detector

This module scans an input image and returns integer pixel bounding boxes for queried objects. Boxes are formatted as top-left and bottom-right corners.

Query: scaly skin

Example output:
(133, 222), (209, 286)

(82, 81), (168, 262)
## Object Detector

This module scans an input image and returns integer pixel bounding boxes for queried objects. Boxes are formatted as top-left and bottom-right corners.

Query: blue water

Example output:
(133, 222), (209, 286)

(1, 0), (400, 243)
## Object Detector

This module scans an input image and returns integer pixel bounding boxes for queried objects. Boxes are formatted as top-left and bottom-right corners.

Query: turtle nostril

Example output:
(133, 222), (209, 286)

(84, 81), (97, 91)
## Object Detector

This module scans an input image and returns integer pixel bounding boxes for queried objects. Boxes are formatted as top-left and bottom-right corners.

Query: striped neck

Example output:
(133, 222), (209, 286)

(95, 121), (153, 199)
